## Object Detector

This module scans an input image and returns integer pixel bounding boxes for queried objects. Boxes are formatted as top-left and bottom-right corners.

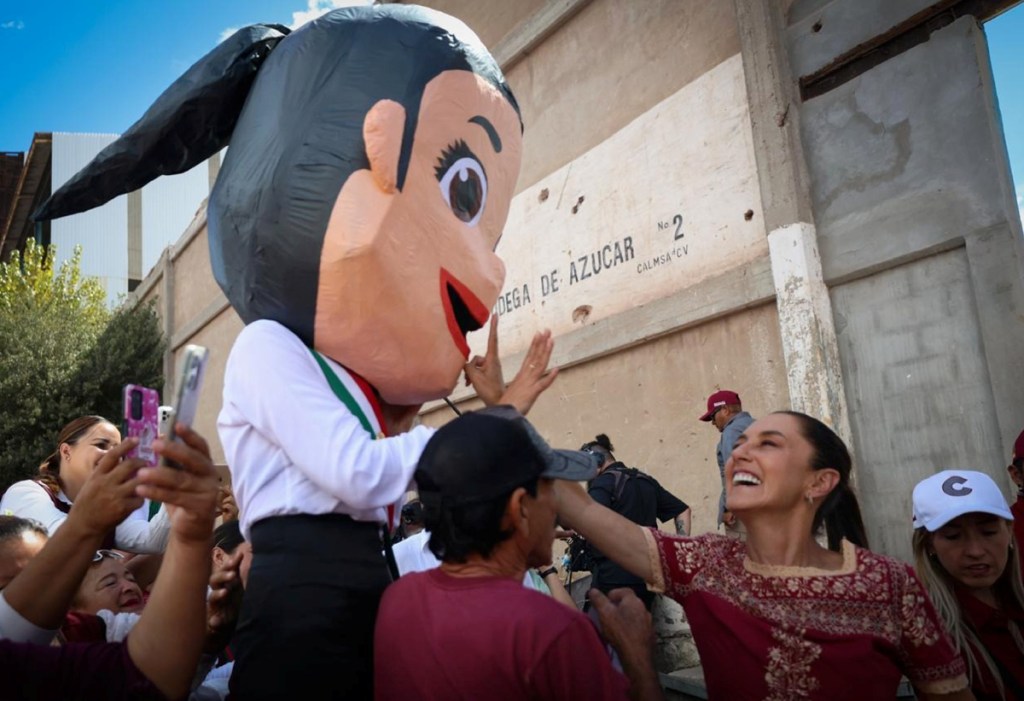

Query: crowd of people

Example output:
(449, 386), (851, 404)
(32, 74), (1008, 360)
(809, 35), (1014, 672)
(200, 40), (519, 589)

(7, 4), (1020, 699)
(0, 344), (1020, 700)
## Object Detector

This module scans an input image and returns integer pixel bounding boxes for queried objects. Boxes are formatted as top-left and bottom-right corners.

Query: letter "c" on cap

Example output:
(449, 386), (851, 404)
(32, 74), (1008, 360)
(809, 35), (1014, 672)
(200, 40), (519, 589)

(941, 476), (973, 497)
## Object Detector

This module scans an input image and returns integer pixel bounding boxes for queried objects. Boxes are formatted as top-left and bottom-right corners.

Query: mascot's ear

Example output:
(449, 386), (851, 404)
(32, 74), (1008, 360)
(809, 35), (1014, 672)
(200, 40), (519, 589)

(363, 99), (406, 194)
(33, 23), (290, 222)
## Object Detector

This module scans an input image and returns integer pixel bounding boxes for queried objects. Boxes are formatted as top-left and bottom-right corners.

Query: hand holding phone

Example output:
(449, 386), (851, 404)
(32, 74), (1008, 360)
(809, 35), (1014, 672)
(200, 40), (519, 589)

(162, 345), (209, 466)
(124, 385), (160, 466)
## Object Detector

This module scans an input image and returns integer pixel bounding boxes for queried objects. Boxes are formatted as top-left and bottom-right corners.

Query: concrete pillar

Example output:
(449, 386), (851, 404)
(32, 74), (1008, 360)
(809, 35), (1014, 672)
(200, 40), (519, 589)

(733, 0), (852, 442)
(767, 222), (851, 437)
(207, 151), (221, 192)
(127, 189), (142, 290)
(161, 249), (175, 399)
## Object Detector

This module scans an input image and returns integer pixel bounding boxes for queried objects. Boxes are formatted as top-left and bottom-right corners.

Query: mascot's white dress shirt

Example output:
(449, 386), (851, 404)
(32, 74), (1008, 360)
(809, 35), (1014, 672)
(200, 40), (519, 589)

(218, 320), (435, 540)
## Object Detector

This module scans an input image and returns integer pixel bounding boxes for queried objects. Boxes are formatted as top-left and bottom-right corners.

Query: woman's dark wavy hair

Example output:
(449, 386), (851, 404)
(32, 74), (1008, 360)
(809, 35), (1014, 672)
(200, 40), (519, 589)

(774, 411), (869, 550)
(37, 415), (110, 496)
(424, 478), (538, 564)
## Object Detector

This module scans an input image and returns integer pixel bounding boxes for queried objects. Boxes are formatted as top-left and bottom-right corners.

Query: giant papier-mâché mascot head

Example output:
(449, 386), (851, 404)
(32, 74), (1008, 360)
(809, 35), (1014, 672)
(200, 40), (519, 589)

(35, 5), (523, 405)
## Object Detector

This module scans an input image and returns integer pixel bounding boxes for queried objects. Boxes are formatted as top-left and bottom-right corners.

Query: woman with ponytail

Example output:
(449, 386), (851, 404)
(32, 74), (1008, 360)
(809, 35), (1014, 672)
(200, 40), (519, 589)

(555, 411), (973, 700)
(0, 416), (170, 553)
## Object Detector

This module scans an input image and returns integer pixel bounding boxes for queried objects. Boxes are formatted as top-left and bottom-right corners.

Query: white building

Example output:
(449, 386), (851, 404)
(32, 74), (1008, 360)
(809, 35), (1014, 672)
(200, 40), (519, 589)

(1, 132), (216, 306)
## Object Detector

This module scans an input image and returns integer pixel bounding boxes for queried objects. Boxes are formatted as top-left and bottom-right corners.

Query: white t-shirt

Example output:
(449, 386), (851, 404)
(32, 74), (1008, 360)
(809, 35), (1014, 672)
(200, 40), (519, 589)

(0, 481), (170, 554)
(392, 530), (544, 591)
(217, 320), (435, 539)
(0, 593), (53, 644)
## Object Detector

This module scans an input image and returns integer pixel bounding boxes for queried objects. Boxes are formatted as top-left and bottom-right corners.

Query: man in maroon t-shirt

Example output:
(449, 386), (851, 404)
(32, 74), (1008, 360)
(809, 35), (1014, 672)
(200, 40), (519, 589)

(374, 406), (665, 701)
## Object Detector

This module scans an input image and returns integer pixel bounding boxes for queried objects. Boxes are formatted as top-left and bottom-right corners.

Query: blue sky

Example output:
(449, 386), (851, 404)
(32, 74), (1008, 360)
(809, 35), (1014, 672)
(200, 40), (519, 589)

(0, 1), (370, 151)
(988, 5), (1024, 221)
(0, 1), (1022, 217)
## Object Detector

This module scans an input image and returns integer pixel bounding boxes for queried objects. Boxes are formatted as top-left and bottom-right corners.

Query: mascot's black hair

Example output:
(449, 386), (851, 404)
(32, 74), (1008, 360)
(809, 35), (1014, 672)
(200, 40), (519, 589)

(34, 5), (520, 347)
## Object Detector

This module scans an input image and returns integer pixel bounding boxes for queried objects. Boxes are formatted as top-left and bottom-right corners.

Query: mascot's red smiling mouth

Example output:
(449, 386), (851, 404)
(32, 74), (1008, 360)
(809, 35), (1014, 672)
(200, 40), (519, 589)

(440, 268), (489, 358)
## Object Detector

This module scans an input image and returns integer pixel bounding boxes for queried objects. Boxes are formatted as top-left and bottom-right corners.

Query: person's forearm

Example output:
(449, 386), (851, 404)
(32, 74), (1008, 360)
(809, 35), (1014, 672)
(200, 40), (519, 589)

(556, 482), (652, 582)
(125, 553), (164, 591)
(128, 535), (211, 700)
(539, 569), (576, 609)
(620, 652), (665, 701)
(2, 511), (103, 629)
(673, 510), (690, 537)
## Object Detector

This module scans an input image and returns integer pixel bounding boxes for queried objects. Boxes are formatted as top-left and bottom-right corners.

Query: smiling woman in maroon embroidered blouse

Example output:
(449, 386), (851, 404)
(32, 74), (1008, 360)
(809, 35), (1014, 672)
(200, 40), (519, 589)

(556, 411), (973, 701)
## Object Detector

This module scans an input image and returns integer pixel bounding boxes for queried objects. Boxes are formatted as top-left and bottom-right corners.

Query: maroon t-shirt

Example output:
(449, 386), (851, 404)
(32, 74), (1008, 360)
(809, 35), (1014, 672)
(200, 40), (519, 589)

(374, 568), (631, 700)
(956, 586), (1024, 701)
(0, 638), (163, 700)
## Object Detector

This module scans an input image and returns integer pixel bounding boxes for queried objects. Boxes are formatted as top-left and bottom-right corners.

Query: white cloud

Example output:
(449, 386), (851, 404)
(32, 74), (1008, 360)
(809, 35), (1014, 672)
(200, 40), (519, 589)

(219, 26), (240, 43)
(219, 0), (372, 42)
(1, 20), (25, 30)
(1017, 188), (1023, 228)
(288, 0), (373, 29)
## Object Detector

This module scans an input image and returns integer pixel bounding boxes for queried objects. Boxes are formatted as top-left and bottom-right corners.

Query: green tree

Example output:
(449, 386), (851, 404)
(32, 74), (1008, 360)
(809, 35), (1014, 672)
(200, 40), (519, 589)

(58, 300), (166, 426)
(0, 240), (165, 491)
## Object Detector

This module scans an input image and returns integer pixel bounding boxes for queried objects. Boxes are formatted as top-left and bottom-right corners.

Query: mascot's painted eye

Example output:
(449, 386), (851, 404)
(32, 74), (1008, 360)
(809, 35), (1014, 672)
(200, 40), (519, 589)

(436, 141), (488, 226)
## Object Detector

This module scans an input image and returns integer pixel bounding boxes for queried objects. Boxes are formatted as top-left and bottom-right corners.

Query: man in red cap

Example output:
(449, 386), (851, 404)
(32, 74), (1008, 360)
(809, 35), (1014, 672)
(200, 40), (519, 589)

(1009, 428), (1024, 550)
(699, 390), (754, 534)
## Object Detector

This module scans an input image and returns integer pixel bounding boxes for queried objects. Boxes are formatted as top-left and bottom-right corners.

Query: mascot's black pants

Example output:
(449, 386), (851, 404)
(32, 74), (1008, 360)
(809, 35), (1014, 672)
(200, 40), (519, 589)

(229, 514), (391, 700)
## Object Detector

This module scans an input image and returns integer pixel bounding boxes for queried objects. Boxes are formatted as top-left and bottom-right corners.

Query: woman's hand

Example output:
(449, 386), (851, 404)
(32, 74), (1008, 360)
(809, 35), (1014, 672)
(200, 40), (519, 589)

(205, 549), (244, 651)
(68, 437), (146, 538)
(497, 329), (558, 416)
(137, 424), (219, 545)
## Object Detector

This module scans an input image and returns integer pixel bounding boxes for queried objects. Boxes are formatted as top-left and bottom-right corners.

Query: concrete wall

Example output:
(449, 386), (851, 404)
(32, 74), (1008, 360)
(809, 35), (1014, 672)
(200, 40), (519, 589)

(124, 1), (1024, 565)
(793, 12), (1024, 559)
(406, 0), (789, 537)
(423, 302), (790, 534)
(132, 210), (239, 465)
(125, 0), (786, 537)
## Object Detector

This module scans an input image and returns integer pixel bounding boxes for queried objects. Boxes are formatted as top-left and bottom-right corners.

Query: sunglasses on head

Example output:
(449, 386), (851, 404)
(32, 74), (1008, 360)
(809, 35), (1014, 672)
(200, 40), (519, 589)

(92, 549), (125, 563)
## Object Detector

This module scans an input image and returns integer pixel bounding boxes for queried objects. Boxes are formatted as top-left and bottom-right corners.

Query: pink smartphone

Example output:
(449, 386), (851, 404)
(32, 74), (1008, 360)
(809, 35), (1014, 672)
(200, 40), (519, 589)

(123, 384), (160, 466)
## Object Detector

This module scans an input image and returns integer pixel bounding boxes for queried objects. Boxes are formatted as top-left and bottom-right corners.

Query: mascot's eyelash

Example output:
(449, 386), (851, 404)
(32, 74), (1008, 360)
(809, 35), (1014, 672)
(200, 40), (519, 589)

(434, 140), (485, 181)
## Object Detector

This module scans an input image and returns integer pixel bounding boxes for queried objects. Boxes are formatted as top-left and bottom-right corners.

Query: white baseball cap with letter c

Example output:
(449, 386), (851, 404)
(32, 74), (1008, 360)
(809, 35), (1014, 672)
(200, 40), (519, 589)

(911, 470), (1013, 531)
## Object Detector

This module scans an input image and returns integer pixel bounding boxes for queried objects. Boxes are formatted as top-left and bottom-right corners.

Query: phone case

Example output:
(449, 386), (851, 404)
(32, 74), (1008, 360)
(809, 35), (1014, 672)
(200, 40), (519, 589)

(158, 405), (175, 438)
(172, 345), (209, 432)
(123, 385), (160, 466)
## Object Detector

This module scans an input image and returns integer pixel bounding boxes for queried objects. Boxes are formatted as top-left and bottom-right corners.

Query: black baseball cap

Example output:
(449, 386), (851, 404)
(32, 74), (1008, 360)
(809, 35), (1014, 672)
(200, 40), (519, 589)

(416, 405), (600, 507)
